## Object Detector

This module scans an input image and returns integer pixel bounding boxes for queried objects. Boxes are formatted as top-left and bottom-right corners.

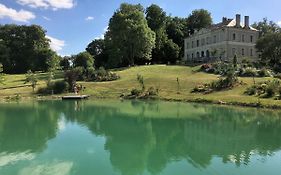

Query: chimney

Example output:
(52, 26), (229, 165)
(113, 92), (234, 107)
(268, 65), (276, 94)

(222, 17), (227, 23)
(236, 14), (241, 28)
(244, 16), (250, 29)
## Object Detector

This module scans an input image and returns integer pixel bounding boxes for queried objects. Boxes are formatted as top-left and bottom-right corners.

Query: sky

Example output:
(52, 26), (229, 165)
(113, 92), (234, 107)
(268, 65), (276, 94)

(0, 0), (281, 56)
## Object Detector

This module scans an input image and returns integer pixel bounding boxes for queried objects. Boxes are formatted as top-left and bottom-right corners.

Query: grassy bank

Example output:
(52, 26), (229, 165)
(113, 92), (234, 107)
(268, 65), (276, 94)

(0, 65), (280, 108)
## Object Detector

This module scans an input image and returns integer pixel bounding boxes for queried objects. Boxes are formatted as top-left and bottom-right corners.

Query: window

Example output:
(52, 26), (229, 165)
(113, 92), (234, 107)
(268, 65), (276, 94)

(233, 33), (236, 41)
(250, 35), (253, 43)
(250, 49), (253, 56)
(192, 53), (194, 58)
(213, 35), (217, 43)
(242, 48), (245, 56)
(197, 40), (199, 47)
(242, 35), (245, 42)
(201, 51), (205, 57)
(206, 37), (209, 44)
(196, 52), (200, 58)
(192, 41), (194, 48)
(186, 42), (189, 49)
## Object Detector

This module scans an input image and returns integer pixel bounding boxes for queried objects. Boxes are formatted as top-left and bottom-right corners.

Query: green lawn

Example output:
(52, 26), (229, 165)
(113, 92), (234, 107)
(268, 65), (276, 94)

(1, 65), (280, 108)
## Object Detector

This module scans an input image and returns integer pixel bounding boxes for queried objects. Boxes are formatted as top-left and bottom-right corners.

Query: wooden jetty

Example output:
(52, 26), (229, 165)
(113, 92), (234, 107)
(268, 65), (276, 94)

(62, 95), (90, 100)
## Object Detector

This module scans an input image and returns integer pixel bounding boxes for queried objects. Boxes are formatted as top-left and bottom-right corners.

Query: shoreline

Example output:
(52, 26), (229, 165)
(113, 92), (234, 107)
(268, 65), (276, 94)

(1, 94), (281, 111)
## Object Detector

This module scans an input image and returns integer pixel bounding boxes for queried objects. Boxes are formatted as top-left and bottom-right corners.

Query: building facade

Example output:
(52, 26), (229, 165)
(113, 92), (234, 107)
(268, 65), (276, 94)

(184, 14), (259, 62)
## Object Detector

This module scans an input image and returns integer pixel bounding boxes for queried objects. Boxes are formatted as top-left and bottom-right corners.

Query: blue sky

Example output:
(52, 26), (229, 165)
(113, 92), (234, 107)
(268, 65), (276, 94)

(0, 0), (280, 56)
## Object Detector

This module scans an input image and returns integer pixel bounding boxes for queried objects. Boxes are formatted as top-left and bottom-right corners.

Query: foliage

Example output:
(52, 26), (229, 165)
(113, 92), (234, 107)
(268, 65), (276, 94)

(24, 70), (38, 92)
(146, 4), (167, 31)
(0, 63), (4, 85)
(105, 3), (156, 67)
(87, 67), (120, 82)
(256, 32), (281, 68)
(60, 56), (71, 70)
(73, 51), (94, 70)
(166, 17), (187, 57)
(245, 80), (281, 98)
(186, 9), (212, 35)
(252, 18), (280, 36)
(137, 74), (145, 91)
(192, 70), (238, 93)
(86, 39), (109, 68)
(0, 24), (54, 73)
(38, 80), (69, 95)
(163, 39), (180, 64)
(64, 68), (83, 91)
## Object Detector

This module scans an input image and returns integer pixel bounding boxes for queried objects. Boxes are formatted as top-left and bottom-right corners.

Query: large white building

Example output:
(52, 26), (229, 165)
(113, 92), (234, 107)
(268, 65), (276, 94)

(184, 14), (259, 62)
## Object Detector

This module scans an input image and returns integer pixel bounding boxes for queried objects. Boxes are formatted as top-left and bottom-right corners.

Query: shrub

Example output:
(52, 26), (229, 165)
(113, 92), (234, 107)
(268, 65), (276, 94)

(244, 85), (257, 95)
(52, 81), (69, 94)
(87, 67), (120, 82)
(147, 87), (158, 96)
(38, 80), (69, 95)
(131, 88), (142, 96)
(244, 80), (281, 99)
(240, 67), (258, 77)
(257, 68), (272, 77)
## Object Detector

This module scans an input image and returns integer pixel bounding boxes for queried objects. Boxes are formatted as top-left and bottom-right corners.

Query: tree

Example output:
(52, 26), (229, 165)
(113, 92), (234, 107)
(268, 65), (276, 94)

(186, 9), (212, 35)
(0, 25), (51, 73)
(86, 39), (109, 68)
(60, 56), (71, 70)
(105, 3), (155, 67)
(146, 4), (167, 31)
(166, 17), (188, 57)
(25, 70), (38, 92)
(252, 18), (280, 36)
(73, 51), (94, 70)
(163, 39), (180, 63)
(256, 32), (281, 68)
(146, 4), (168, 63)
(0, 63), (4, 85)
(36, 49), (60, 72)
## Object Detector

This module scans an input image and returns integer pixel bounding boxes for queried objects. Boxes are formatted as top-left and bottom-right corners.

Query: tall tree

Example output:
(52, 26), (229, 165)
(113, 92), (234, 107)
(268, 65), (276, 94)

(256, 32), (281, 69)
(146, 4), (170, 63)
(105, 3), (155, 67)
(186, 9), (212, 35)
(0, 25), (51, 73)
(86, 39), (109, 68)
(166, 16), (188, 58)
(252, 18), (280, 36)
(73, 51), (94, 70)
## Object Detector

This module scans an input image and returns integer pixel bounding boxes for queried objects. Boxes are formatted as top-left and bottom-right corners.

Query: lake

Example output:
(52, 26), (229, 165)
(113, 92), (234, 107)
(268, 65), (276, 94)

(0, 100), (281, 175)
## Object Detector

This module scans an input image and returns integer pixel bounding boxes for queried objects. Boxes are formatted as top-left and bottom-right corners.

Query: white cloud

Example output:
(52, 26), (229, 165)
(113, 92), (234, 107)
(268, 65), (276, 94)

(85, 16), (94, 21)
(0, 151), (35, 167)
(277, 21), (281, 26)
(0, 3), (35, 22)
(46, 35), (65, 52)
(43, 16), (50, 21)
(19, 161), (73, 175)
(17, 0), (75, 10)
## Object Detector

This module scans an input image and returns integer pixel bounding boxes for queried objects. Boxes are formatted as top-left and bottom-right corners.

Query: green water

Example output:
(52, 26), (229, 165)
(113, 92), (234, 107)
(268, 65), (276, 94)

(0, 100), (281, 175)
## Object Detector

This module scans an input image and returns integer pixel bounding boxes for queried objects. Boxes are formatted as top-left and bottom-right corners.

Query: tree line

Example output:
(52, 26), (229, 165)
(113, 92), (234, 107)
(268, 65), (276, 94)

(86, 3), (212, 68)
(1, 3), (281, 74)
(0, 25), (60, 74)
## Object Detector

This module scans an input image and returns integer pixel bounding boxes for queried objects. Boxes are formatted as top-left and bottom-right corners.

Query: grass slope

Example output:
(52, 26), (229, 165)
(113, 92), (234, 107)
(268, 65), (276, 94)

(0, 65), (280, 108)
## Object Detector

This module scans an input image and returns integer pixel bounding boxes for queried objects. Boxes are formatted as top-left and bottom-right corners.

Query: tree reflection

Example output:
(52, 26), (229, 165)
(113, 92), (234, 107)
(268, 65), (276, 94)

(0, 102), (61, 153)
(63, 100), (281, 175)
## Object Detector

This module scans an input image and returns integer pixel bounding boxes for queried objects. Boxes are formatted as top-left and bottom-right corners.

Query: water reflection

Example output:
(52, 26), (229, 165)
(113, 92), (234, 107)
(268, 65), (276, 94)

(0, 100), (281, 175)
